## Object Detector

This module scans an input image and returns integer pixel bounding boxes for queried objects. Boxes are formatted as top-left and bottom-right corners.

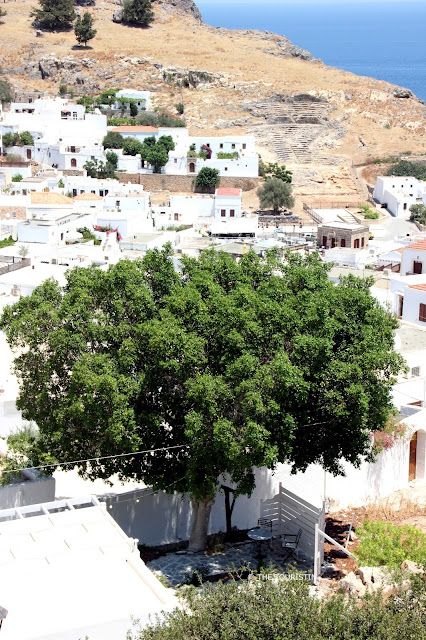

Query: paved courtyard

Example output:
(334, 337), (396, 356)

(147, 538), (313, 587)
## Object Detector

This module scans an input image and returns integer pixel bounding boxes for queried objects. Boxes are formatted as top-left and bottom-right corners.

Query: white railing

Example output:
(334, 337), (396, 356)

(261, 482), (325, 562)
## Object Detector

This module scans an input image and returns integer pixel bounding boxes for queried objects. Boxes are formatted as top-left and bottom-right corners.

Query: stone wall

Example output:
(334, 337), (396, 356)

(117, 173), (259, 193)
(0, 206), (26, 220)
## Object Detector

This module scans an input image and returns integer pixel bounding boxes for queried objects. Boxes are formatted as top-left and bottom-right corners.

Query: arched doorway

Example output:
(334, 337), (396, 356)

(71, 158), (77, 168)
(189, 162), (195, 173)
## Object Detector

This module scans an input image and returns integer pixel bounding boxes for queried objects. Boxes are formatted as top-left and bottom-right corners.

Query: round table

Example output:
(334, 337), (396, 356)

(247, 527), (273, 558)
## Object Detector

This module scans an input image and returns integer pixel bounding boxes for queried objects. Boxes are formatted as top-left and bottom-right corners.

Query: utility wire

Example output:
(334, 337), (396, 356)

(1, 443), (191, 476)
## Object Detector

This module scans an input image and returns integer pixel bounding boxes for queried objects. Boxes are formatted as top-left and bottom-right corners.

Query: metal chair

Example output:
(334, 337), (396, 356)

(281, 528), (302, 563)
(257, 518), (273, 530)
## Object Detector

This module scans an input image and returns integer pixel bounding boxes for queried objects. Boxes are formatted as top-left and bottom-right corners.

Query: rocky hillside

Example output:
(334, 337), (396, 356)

(0, 0), (425, 192)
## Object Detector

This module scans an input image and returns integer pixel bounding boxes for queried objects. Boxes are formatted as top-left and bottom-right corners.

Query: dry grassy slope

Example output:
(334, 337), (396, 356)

(1, 0), (425, 174)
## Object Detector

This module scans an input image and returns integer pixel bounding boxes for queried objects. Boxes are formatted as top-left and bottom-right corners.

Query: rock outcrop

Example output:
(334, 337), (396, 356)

(154, 0), (203, 23)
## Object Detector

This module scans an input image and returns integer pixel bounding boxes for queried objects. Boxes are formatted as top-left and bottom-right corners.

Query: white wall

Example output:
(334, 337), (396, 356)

(0, 474), (55, 510)
(401, 247), (426, 275)
(196, 156), (259, 178)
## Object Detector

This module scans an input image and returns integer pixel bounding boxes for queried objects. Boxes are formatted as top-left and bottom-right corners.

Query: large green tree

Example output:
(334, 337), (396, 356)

(0, 249), (403, 551)
(194, 167), (220, 191)
(122, 0), (154, 27)
(257, 178), (295, 213)
(74, 11), (97, 46)
(31, 0), (76, 30)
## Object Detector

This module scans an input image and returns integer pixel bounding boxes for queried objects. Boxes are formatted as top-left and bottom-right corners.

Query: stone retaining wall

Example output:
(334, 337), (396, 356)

(117, 173), (259, 193)
(0, 206), (26, 220)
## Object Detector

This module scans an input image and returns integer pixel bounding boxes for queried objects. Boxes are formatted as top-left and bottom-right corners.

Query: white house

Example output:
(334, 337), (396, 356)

(17, 192), (94, 246)
(373, 176), (426, 219)
(115, 88), (152, 111)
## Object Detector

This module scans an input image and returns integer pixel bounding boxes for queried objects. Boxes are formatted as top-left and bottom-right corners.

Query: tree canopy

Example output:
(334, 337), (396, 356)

(74, 11), (97, 46)
(102, 131), (125, 150)
(257, 178), (295, 213)
(122, 0), (154, 27)
(0, 248), (403, 550)
(386, 160), (426, 181)
(194, 167), (220, 191)
(31, 0), (76, 30)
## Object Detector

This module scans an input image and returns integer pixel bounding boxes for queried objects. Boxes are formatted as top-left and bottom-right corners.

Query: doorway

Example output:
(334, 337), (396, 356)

(413, 261), (422, 274)
(409, 432), (417, 481)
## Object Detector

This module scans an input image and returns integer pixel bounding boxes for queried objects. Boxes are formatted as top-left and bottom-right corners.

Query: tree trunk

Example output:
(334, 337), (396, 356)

(188, 497), (213, 552)
(221, 485), (236, 537)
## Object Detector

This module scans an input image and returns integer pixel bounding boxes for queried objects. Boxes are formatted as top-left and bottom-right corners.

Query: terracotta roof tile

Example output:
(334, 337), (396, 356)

(30, 192), (74, 205)
(405, 239), (426, 251)
(409, 283), (426, 291)
(216, 188), (241, 196)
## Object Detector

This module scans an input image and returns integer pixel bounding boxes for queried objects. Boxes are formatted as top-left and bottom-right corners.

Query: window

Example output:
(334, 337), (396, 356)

(174, 158), (177, 163)
(354, 238), (360, 249)
(361, 237), (365, 248)
(411, 366), (421, 377)
(220, 143), (223, 149)
(322, 236), (327, 247)
(206, 143), (210, 148)
(340, 238), (346, 247)
(242, 143), (246, 149)
(12, 212), (16, 218)
(105, 190), (108, 196)
(225, 167), (228, 172)
(91, 156), (95, 160)
(221, 209), (226, 217)
(73, 112), (77, 119)
(100, 190), (104, 197)
(230, 209), (235, 217)
(403, 203), (407, 210)
(419, 304), (426, 323)
(174, 213), (179, 221)
(231, 143), (236, 149)
(72, 189), (77, 197)
(116, 201), (120, 207)
(70, 146), (76, 153)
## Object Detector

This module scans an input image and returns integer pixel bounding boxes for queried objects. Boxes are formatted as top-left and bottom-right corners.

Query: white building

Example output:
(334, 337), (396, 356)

(373, 176), (426, 219)
(115, 88), (152, 111)
(17, 192), (94, 246)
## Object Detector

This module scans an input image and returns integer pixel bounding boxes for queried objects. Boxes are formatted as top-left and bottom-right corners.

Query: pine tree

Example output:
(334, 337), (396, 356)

(31, 0), (76, 31)
(122, 0), (154, 27)
(74, 12), (97, 47)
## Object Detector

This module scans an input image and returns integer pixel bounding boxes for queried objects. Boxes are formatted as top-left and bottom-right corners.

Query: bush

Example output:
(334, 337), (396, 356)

(0, 236), (16, 249)
(19, 131), (34, 146)
(410, 204), (426, 225)
(11, 174), (23, 182)
(0, 79), (13, 104)
(123, 137), (144, 156)
(31, 0), (76, 30)
(130, 569), (426, 640)
(359, 205), (380, 219)
(2, 132), (16, 148)
(175, 103), (184, 115)
(122, 0), (154, 27)
(386, 160), (426, 181)
(356, 520), (426, 569)
(130, 102), (138, 117)
(257, 179), (294, 213)
(83, 159), (116, 179)
(217, 152), (238, 160)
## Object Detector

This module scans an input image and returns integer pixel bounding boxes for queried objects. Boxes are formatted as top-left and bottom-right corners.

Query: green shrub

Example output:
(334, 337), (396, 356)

(0, 235), (16, 249)
(410, 204), (426, 225)
(122, 0), (154, 27)
(386, 160), (426, 181)
(175, 102), (184, 115)
(11, 174), (23, 183)
(217, 152), (238, 160)
(130, 569), (426, 640)
(194, 167), (220, 191)
(356, 520), (426, 569)
(359, 204), (379, 219)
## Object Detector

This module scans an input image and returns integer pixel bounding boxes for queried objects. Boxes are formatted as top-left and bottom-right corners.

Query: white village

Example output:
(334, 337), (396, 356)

(0, 78), (425, 640)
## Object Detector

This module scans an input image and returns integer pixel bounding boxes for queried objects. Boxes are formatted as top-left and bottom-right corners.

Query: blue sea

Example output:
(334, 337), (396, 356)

(196, 1), (426, 101)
